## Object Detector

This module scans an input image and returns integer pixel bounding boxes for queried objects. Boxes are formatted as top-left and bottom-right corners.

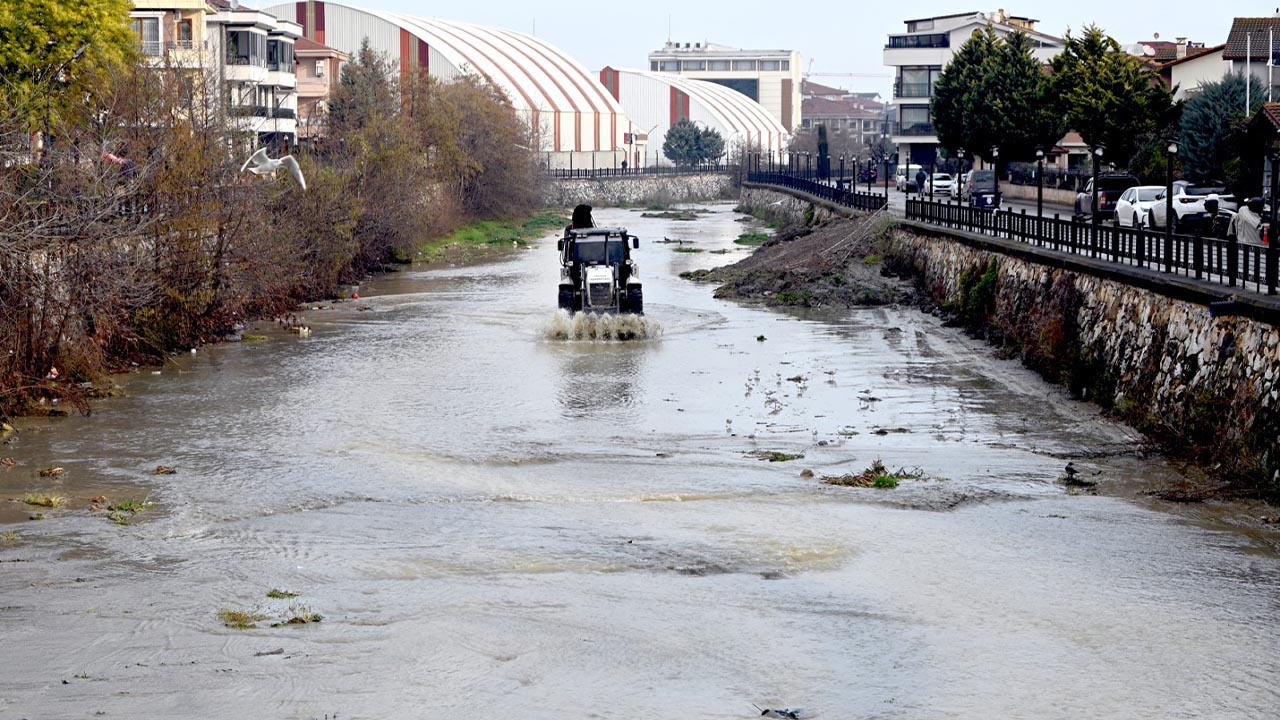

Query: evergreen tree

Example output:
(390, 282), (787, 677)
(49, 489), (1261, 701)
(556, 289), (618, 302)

(1180, 72), (1262, 182)
(1047, 25), (1175, 169)
(662, 119), (724, 165)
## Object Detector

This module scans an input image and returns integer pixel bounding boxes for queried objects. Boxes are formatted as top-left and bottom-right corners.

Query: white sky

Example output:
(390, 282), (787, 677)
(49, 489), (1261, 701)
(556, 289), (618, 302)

(336, 1), (1242, 97)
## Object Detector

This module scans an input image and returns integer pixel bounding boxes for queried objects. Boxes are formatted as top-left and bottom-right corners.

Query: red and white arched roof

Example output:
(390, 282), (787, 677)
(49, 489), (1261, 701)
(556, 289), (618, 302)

(266, 1), (629, 153)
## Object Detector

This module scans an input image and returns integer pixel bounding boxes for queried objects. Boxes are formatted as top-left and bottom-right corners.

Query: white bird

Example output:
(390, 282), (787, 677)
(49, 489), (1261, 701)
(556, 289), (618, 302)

(239, 148), (307, 191)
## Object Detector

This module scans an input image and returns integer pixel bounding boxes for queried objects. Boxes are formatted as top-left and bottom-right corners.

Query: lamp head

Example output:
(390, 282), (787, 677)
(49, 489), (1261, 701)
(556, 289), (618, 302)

(1167, 143), (1178, 155)
(1035, 149), (1044, 159)
(1094, 147), (1104, 157)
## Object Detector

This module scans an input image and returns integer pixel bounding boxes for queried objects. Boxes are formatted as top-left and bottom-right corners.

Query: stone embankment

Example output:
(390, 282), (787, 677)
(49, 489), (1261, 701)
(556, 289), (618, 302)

(736, 185), (1280, 498)
(544, 172), (736, 207)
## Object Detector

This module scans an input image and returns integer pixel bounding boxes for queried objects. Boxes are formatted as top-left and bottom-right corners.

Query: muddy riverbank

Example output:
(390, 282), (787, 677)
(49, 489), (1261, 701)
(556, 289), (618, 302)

(2, 202), (1279, 719)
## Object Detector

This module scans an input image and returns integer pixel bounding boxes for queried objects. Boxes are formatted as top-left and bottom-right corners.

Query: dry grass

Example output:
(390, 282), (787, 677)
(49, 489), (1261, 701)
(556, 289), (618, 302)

(22, 493), (67, 508)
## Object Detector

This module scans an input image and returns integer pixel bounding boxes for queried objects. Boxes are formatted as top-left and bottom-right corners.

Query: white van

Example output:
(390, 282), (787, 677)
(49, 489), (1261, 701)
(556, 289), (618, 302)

(895, 164), (924, 192)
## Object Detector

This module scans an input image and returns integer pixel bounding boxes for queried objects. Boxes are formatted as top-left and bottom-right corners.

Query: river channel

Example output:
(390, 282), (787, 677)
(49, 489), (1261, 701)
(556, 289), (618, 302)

(2, 203), (1278, 719)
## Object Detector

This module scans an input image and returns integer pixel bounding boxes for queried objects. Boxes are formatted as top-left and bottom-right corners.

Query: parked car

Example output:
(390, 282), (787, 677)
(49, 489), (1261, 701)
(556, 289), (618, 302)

(1148, 181), (1240, 233)
(1114, 185), (1164, 228)
(966, 169), (999, 209)
(895, 164), (924, 192)
(957, 172), (970, 200)
(925, 173), (954, 196)
(1073, 174), (1140, 220)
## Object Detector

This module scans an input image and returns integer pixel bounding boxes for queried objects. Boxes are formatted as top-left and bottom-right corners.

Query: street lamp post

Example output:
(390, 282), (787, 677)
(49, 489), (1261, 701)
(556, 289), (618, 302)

(1165, 142), (1177, 272)
(991, 147), (1000, 210)
(883, 157), (890, 198)
(1092, 146), (1104, 253)
(1035, 148), (1045, 218)
(805, 152), (812, 180)
(956, 149), (965, 206)
(839, 154), (845, 190)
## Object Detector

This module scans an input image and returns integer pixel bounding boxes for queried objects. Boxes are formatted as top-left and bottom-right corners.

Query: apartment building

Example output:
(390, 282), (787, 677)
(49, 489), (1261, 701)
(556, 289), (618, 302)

(129, 0), (211, 69)
(293, 37), (348, 140)
(883, 9), (1063, 165)
(648, 41), (802, 131)
(207, 0), (301, 150)
(800, 80), (890, 156)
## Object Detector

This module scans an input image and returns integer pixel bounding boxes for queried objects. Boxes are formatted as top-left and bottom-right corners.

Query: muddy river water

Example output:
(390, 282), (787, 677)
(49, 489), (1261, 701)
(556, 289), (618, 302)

(2, 204), (1279, 719)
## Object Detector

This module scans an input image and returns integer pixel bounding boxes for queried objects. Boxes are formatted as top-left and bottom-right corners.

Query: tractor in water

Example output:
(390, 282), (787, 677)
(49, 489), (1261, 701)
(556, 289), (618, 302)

(557, 227), (643, 315)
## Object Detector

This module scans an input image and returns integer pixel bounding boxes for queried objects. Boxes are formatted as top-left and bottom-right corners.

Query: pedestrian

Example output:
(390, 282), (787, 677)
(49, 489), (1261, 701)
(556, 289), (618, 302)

(915, 168), (927, 197)
(621, 159), (628, 174)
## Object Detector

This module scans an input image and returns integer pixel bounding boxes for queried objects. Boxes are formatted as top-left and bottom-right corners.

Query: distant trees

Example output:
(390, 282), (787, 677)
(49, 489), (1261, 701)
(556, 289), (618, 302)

(0, 0), (137, 130)
(1180, 72), (1263, 185)
(1047, 25), (1175, 169)
(0, 36), (542, 417)
(663, 118), (725, 166)
(933, 29), (1064, 165)
(932, 24), (1175, 173)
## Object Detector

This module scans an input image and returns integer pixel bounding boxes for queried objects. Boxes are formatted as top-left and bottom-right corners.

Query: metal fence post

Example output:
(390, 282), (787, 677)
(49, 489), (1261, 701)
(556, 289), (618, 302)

(1194, 233), (1204, 280)
(1228, 231), (1238, 287)
(1135, 223), (1145, 268)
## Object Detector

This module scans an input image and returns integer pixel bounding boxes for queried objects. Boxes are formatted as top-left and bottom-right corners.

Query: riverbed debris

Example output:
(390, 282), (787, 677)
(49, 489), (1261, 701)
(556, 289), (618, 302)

(22, 493), (66, 508)
(752, 704), (808, 718)
(219, 608), (270, 629)
(748, 451), (804, 462)
(154, 465), (177, 475)
(37, 465), (65, 477)
(822, 459), (924, 489)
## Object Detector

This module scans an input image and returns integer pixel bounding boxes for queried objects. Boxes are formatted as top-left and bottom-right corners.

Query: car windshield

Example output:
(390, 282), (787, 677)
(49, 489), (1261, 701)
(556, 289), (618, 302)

(1186, 185), (1227, 196)
(932, 174), (951, 181)
(573, 239), (625, 265)
(1137, 188), (1161, 201)
(970, 170), (995, 190)
(1097, 177), (1138, 191)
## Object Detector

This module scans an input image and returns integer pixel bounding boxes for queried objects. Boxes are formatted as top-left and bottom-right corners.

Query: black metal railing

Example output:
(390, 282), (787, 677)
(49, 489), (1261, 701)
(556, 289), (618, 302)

(546, 163), (731, 179)
(747, 172), (888, 213)
(898, 123), (936, 137)
(894, 82), (933, 98)
(905, 198), (1278, 295)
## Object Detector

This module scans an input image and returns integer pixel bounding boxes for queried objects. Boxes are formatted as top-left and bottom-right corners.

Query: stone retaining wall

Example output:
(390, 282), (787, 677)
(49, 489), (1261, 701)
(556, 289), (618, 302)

(740, 184), (1280, 494)
(544, 173), (736, 207)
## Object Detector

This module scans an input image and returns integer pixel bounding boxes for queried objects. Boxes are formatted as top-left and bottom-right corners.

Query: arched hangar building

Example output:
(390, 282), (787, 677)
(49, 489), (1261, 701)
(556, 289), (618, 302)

(599, 67), (789, 167)
(265, 1), (632, 169)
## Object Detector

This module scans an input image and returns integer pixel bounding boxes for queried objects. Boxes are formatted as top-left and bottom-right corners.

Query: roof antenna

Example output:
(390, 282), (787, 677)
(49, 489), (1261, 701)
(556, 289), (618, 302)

(668, 14), (672, 43)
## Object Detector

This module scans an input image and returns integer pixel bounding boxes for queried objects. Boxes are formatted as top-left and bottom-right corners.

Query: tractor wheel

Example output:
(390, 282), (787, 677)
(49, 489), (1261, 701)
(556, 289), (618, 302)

(626, 285), (643, 315)
(558, 285), (573, 312)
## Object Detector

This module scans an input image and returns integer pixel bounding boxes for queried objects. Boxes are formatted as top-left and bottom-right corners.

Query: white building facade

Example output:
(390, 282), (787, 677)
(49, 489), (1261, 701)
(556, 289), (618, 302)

(600, 67), (789, 168)
(883, 10), (1063, 166)
(208, 1), (301, 149)
(647, 42), (802, 132)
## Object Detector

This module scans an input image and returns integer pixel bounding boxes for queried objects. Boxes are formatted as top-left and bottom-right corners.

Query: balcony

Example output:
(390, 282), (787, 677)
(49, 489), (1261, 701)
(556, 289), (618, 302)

(271, 107), (296, 119)
(894, 82), (933, 99)
(230, 105), (269, 118)
(139, 40), (162, 57)
(898, 123), (935, 137)
(885, 33), (949, 50)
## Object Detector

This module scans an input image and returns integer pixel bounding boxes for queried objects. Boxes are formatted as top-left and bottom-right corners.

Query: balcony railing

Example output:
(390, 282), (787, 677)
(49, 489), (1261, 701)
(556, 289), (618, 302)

(229, 105), (269, 117)
(271, 107), (296, 119)
(886, 33), (950, 49)
(894, 82), (933, 98)
(139, 40), (162, 57)
(166, 40), (204, 50)
(898, 123), (935, 137)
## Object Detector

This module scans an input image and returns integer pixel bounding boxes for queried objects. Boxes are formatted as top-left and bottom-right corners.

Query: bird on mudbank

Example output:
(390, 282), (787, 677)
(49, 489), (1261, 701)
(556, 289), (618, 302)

(1064, 462), (1078, 479)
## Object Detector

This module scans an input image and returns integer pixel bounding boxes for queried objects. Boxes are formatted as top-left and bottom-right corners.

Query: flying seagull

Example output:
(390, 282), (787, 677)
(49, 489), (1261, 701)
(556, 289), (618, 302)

(239, 148), (306, 191)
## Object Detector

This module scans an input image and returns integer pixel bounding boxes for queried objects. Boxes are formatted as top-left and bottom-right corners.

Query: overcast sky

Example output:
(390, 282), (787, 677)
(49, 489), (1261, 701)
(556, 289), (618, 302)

(349, 1), (1242, 96)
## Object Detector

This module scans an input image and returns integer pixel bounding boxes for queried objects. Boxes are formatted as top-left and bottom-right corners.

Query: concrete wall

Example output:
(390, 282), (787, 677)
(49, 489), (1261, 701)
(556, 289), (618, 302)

(544, 173), (736, 207)
(739, 184), (1280, 492)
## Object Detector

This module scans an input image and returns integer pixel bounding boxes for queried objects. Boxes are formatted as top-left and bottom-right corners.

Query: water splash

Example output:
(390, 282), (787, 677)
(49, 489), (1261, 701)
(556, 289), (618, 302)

(545, 310), (662, 341)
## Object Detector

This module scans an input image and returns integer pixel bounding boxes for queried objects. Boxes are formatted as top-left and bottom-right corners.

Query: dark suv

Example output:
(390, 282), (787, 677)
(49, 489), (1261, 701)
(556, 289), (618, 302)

(1074, 174), (1140, 221)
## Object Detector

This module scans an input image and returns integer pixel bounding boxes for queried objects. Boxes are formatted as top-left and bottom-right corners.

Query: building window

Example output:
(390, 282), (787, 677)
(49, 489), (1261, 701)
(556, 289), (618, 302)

(732, 60), (756, 71)
(130, 17), (160, 56)
(226, 30), (266, 66)
(682, 60), (706, 71)
(780, 60), (789, 71)
(650, 61), (658, 71)
(802, 118), (811, 128)
(896, 66), (939, 98)
(708, 60), (731, 71)
(864, 119), (875, 131)
(178, 19), (193, 47)
(659, 60), (680, 72)
(907, 19), (934, 32)
(759, 60), (780, 71)
(315, 60), (325, 78)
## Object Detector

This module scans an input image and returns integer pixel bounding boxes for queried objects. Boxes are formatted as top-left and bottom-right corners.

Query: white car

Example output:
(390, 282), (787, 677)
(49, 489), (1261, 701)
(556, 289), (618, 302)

(1115, 185), (1163, 228)
(925, 173), (954, 196)
(1148, 181), (1239, 232)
